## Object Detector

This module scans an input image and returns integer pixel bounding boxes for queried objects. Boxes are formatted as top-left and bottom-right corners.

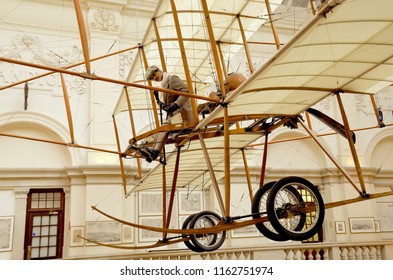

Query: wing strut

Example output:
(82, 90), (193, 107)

(336, 92), (366, 193)
(200, 0), (227, 95)
(59, 73), (75, 144)
(259, 133), (269, 189)
(197, 131), (225, 216)
(237, 15), (254, 74)
(139, 46), (160, 129)
(0, 45), (139, 91)
(298, 117), (363, 194)
(163, 146), (182, 240)
(241, 148), (254, 203)
(223, 104), (231, 218)
(169, 0), (199, 122)
(370, 94), (385, 128)
(73, 0), (91, 74)
(152, 18), (167, 73)
(265, 0), (281, 50)
(112, 115), (128, 195)
(124, 87), (142, 178)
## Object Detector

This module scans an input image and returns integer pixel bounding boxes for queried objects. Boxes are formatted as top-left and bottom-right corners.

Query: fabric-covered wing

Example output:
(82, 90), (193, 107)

(199, 0), (393, 126)
(129, 132), (261, 193)
(113, 0), (287, 118)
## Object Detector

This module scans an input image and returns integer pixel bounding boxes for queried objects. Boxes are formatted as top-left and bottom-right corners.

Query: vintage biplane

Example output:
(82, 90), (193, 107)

(1, 0), (393, 253)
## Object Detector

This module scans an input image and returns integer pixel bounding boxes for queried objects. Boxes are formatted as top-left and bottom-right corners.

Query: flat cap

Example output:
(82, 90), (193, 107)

(145, 65), (160, 80)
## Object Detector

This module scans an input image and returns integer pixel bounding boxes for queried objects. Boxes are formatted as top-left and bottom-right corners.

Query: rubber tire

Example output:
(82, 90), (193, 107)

(181, 214), (204, 252)
(266, 176), (325, 241)
(189, 211), (226, 252)
(252, 181), (289, 241)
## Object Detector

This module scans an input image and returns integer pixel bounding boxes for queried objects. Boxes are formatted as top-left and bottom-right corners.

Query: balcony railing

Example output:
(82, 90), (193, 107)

(66, 241), (393, 260)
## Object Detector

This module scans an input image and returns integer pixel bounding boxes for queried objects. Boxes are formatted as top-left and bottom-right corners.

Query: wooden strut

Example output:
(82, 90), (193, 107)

(79, 235), (190, 250)
(370, 94), (383, 127)
(139, 46), (160, 129)
(59, 73), (75, 144)
(265, 0), (281, 50)
(152, 18), (167, 73)
(336, 92), (366, 193)
(0, 57), (220, 104)
(259, 133), (269, 188)
(298, 117), (363, 194)
(112, 116), (128, 195)
(223, 104), (231, 219)
(73, 0), (91, 74)
(161, 162), (167, 240)
(241, 148), (254, 203)
(0, 132), (121, 155)
(0, 45), (140, 91)
(200, 0), (227, 95)
(163, 146), (182, 240)
(123, 87), (142, 178)
(169, 0), (199, 122)
(197, 131), (226, 216)
(237, 15), (254, 75)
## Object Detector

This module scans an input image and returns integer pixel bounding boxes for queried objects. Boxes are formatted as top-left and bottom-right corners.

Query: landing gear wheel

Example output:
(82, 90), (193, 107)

(252, 181), (289, 241)
(189, 211), (226, 252)
(266, 176), (325, 241)
(181, 214), (204, 252)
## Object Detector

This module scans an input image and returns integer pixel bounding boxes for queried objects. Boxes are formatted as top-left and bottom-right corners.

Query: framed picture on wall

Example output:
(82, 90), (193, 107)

(0, 216), (14, 252)
(139, 217), (162, 242)
(85, 221), (122, 245)
(122, 225), (134, 243)
(377, 202), (393, 232)
(335, 221), (346, 234)
(349, 217), (375, 233)
(178, 191), (203, 214)
(70, 226), (85, 247)
(139, 192), (163, 215)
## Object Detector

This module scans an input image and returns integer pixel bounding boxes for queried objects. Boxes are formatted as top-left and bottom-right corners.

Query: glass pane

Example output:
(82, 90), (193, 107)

(48, 246), (56, 257)
(41, 226), (49, 236)
(31, 201), (38, 208)
(39, 200), (46, 208)
(47, 193), (54, 201)
(32, 227), (41, 236)
(32, 237), (40, 247)
(50, 216), (58, 225)
(40, 247), (48, 257)
(31, 248), (39, 258)
(41, 237), (49, 246)
(54, 193), (61, 200)
(32, 193), (39, 200)
(39, 193), (46, 200)
(49, 226), (57, 235)
(42, 216), (50, 225)
(47, 200), (54, 208)
(33, 216), (41, 226)
(54, 201), (61, 208)
(49, 236), (57, 246)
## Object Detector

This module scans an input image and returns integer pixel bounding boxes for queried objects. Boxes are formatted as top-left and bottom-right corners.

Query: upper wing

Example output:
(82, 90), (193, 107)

(199, 0), (393, 127)
(113, 0), (294, 117)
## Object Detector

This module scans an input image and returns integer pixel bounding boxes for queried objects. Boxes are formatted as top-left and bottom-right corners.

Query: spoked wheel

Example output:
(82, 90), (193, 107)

(252, 181), (290, 241)
(266, 176), (325, 241)
(188, 211), (226, 252)
(181, 214), (204, 252)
